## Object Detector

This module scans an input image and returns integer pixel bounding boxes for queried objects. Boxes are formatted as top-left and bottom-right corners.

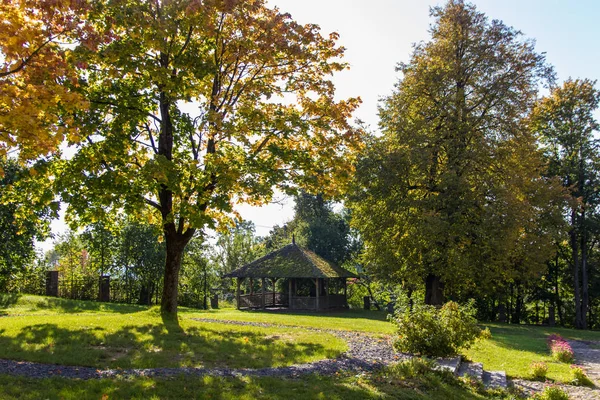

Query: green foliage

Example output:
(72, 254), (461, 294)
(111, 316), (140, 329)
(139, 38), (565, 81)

(54, 0), (362, 314)
(211, 221), (262, 276)
(570, 365), (594, 387)
(263, 192), (357, 267)
(0, 159), (56, 291)
(115, 221), (166, 305)
(532, 386), (570, 400)
(349, 0), (561, 302)
(179, 238), (218, 309)
(530, 361), (548, 380)
(391, 299), (482, 357)
(531, 77), (600, 329)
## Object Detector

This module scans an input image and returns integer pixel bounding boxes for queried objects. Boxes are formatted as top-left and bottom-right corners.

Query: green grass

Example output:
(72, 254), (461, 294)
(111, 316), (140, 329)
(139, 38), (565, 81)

(0, 294), (346, 369)
(184, 307), (395, 334)
(0, 361), (511, 400)
(464, 323), (600, 383)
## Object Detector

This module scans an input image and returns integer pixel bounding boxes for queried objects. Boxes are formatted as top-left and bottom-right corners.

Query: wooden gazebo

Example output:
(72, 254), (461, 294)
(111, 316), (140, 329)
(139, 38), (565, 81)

(223, 241), (357, 310)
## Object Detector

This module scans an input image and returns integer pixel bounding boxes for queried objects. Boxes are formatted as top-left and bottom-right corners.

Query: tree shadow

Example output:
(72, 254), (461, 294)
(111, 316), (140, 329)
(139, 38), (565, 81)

(477, 323), (551, 356)
(0, 365), (488, 400)
(204, 307), (391, 322)
(29, 297), (148, 315)
(0, 317), (338, 370)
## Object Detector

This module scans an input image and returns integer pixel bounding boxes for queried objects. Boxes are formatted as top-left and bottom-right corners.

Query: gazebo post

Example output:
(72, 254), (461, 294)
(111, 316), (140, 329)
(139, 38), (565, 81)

(343, 278), (347, 308)
(288, 278), (293, 310)
(272, 278), (277, 306)
(261, 278), (266, 309)
(325, 279), (329, 309)
(250, 278), (254, 295)
(236, 278), (241, 310)
(315, 278), (320, 311)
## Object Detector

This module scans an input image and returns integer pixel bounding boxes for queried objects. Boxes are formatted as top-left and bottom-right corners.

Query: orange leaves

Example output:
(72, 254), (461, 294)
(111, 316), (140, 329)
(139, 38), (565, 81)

(0, 0), (92, 162)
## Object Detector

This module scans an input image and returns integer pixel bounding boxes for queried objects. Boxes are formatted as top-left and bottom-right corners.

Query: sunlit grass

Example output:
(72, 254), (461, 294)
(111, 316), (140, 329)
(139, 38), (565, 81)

(0, 294), (346, 369)
(463, 323), (600, 383)
(183, 307), (395, 334)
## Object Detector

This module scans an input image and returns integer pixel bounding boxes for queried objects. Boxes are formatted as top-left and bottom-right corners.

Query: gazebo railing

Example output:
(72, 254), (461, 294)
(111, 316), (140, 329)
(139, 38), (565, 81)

(238, 292), (289, 308)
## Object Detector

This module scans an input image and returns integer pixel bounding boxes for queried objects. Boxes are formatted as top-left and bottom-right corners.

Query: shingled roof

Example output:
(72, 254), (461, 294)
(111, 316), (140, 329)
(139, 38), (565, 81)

(223, 243), (358, 279)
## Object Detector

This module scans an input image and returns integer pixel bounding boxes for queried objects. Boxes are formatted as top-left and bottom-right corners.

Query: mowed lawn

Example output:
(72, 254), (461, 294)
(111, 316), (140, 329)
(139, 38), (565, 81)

(2, 293), (600, 398)
(183, 306), (395, 334)
(0, 294), (346, 369)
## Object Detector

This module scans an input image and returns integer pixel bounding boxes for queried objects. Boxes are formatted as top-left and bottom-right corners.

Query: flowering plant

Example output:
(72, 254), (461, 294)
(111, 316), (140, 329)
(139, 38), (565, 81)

(547, 334), (574, 363)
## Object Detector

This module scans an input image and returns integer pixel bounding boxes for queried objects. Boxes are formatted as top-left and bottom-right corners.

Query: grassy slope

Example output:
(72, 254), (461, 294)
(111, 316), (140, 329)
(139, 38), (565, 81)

(464, 323), (600, 383)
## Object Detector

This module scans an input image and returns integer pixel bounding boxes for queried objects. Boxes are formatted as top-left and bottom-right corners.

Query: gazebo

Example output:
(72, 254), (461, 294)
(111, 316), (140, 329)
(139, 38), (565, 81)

(223, 241), (357, 310)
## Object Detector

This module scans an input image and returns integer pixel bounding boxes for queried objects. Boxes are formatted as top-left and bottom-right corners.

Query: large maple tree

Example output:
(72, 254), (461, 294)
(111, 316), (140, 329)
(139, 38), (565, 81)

(58, 0), (362, 316)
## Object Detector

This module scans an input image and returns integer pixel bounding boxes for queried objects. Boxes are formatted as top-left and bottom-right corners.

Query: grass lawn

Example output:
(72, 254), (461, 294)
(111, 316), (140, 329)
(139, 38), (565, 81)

(0, 294), (346, 369)
(464, 323), (600, 383)
(184, 307), (395, 334)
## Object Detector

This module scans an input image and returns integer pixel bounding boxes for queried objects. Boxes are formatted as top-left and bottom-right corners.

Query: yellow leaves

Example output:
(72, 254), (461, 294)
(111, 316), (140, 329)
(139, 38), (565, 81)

(0, 0), (90, 162)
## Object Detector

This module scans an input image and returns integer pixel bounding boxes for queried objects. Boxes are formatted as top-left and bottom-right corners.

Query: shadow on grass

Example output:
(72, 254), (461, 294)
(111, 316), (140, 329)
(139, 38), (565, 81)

(0, 367), (488, 400)
(217, 308), (390, 322)
(32, 297), (149, 315)
(479, 324), (550, 356)
(0, 317), (337, 370)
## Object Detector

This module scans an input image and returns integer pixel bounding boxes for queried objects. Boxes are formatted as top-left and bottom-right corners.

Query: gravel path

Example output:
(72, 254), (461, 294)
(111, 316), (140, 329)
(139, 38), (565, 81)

(0, 318), (404, 380)
(512, 339), (600, 400)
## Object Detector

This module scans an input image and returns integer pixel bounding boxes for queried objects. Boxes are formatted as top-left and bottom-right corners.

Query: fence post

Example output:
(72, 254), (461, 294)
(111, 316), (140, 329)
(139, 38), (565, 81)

(99, 276), (110, 302)
(363, 296), (370, 310)
(45, 271), (59, 297)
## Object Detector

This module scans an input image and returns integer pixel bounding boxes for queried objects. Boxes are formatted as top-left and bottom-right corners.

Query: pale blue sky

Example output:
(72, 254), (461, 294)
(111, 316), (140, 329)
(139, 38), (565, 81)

(39, 1), (600, 249)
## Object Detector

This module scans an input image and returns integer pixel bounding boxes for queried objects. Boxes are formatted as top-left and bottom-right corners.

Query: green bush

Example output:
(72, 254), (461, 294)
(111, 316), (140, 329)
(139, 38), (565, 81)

(391, 299), (483, 357)
(570, 365), (594, 387)
(530, 361), (548, 380)
(532, 386), (569, 400)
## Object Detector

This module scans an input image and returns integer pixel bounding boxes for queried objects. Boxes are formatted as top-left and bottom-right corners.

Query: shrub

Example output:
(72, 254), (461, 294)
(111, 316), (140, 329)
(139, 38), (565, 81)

(479, 327), (492, 340)
(547, 334), (574, 363)
(532, 386), (569, 400)
(570, 365), (594, 387)
(530, 361), (548, 380)
(391, 299), (483, 357)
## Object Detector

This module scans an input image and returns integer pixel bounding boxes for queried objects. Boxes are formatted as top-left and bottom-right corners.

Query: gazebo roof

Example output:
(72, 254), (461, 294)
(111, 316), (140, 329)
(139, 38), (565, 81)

(223, 243), (358, 279)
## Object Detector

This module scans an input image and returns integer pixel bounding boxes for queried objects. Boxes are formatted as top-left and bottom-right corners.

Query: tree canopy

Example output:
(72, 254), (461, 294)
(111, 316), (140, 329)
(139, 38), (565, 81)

(0, 0), (95, 164)
(349, 0), (561, 304)
(56, 0), (362, 315)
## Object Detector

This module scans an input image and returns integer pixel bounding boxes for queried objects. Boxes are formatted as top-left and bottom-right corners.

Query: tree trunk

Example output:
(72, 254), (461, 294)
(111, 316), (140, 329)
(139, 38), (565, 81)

(160, 226), (193, 316)
(581, 211), (589, 329)
(570, 209), (583, 329)
(425, 274), (444, 305)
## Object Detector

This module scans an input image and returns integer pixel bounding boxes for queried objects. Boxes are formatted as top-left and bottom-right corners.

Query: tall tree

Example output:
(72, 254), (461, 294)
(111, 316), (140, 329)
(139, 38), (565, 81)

(58, 0), (361, 316)
(117, 221), (166, 305)
(212, 221), (261, 276)
(531, 78), (600, 329)
(349, 0), (558, 304)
